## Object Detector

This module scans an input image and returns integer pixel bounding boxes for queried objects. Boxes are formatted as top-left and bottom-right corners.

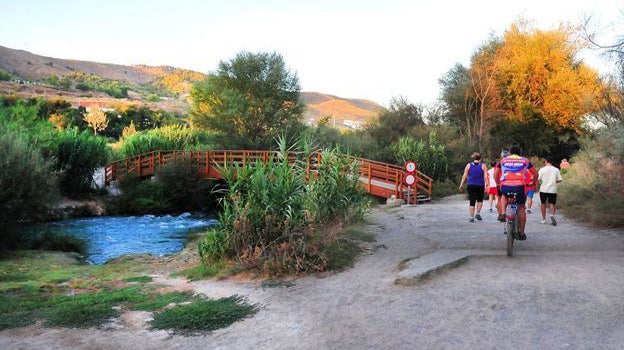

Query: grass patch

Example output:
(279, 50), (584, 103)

(342, 228), (376, 243)
(150, 295), (257, 334)
(325, 239), (362, 271)
(0, 251), (257, 333)
(123, 275), (153, 283)
(132, 291), (194, 311)
(173, 260), (229, 281)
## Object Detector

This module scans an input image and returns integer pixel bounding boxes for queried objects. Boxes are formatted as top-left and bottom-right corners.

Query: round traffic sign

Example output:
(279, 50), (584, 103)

(404, 161), (417, 173)
(404, 174), (416, 186)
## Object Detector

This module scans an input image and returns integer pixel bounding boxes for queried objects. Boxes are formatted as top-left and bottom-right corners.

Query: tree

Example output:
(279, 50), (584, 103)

(582, 16), (624, 126)
(438, 63), (475, 135)
(83, 106), (108, 135)
(368, 97), (424, 144)
(468, 38), (503, 146)
(439, 20), (604, 157)
(190, 51), (304, 149)
(495, 21), (602, 132)
(49, 113), (67, 130)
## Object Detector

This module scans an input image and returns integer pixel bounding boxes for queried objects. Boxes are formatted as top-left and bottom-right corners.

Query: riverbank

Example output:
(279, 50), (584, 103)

(47, 197), (108, 221)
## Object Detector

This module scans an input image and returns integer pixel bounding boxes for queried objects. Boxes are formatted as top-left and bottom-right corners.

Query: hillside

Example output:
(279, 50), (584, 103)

(0, 45), (383, 125)
(299, 92), (382, 128)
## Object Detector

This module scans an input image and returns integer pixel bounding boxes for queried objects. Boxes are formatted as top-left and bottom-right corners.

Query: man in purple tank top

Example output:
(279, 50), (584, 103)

(459, 152), (489, 222)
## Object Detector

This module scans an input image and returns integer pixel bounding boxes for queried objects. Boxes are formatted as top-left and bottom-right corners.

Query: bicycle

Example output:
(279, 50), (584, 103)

(503, 192), (519, 257)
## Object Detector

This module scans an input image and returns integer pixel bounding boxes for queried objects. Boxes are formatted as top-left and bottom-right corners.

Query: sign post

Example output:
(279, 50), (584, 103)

(404, 161), (417, 205)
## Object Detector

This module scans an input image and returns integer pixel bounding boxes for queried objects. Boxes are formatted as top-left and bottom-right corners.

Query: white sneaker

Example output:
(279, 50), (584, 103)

(540, 220), (547, 224)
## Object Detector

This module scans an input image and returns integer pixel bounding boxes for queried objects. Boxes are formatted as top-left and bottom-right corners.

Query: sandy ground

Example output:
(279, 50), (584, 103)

(2, 195), (624, 349)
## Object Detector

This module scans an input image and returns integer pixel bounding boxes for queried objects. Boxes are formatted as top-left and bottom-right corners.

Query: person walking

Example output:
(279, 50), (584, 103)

(538, 158), (563, 226)
(496, 148), (510, 221)
(459, 152), (489, 223)
(525, 177), (537, 214)
(487, 161), (499, 212)
(560, 158), (570, 170)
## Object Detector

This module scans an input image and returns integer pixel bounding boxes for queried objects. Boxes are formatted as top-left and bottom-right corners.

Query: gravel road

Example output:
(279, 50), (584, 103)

(2, 195), (623, 349)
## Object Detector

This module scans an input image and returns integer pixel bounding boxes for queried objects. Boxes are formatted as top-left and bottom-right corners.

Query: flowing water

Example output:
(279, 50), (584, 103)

(28, 214), (217, 264)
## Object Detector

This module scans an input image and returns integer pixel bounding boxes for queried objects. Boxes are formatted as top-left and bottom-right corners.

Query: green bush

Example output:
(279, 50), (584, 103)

(305, 150), (369, 224)
(0, 99), (57, 148)
(29, 232), (88, 256)
(0, 69), (11, 81)
(155, 161), (220, 212)
(198, 229), (228, 263)
(391, 132), (449, 180)
(51, 128), (111, 198)
(0, 131), (58, 239)
(558, 125), (624, 227)
(117, 125), (213, 158)
(110, 175), (168, 215)
(203, 141), (369, 275)
(109, 161), (220, 215)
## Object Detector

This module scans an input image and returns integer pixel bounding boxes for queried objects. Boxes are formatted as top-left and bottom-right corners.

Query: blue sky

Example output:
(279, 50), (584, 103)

(1, 0), (622, 105)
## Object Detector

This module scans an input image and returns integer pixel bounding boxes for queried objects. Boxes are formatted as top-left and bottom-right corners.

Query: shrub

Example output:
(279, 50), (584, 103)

(117, 125), (213, 158)
(29, 232), (88, 256)
(198, 229), (228, 263)
(305, 149), (369, 224)
(0, 131), (58, 236)
(391, 132), (449, 180)
(51, 128), (111, 198)
(0, 69), (11, 81)
(109, 161), (220, 215)
(110, 175), (168, 215)
(558, 125), (624, 227)
(155, 161), (220, 212)
(203, 143), (369, 275)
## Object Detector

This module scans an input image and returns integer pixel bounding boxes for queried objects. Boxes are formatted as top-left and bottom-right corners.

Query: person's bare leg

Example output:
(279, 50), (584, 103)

(476, 201), (483, 214)
(488, 194), (494, 210)
(526, 196), (533, 211)
(469, 205), (475, 217)
(550, 203), (557, 226)
(519, 205), (527, 235)
(541, 202), (547, 221)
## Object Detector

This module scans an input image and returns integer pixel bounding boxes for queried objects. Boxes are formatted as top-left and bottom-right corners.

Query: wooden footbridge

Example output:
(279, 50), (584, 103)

(104, 150), (432, 203)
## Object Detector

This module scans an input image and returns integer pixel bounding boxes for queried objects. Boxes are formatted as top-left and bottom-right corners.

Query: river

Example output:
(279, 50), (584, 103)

(27, 214), (218, 264)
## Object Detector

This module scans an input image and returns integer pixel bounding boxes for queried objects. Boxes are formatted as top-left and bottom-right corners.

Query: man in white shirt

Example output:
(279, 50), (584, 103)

(538, 158), (563, 226)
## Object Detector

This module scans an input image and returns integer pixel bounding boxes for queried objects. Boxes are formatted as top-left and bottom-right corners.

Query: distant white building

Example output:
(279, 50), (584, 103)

(342, 120), (364, 130)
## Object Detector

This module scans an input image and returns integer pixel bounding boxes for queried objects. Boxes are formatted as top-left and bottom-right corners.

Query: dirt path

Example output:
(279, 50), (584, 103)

(2, 195), (624, 349)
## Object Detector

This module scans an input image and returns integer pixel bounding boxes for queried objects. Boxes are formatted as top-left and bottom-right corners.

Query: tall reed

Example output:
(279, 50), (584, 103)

(199, 141), (369, 275)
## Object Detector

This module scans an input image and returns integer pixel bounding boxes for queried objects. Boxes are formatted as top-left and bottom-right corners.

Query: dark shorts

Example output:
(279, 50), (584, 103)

(501, 185), (526, 205)
(467, 185), (485, 206)
(540, 192), (557, 205)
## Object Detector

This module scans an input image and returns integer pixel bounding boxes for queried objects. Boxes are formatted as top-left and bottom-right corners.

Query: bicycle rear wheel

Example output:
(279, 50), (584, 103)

(506, 220), (515, 257)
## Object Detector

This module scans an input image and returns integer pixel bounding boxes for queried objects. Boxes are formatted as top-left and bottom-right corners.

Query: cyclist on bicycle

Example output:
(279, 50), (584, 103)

(493, 146), (538, 240)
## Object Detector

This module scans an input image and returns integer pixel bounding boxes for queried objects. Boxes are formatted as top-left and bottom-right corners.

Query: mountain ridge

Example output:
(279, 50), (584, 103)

(0, 45), (382, 126)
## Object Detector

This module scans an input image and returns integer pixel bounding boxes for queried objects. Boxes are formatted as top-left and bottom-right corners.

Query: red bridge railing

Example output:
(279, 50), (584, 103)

(105, 150), (433, 203)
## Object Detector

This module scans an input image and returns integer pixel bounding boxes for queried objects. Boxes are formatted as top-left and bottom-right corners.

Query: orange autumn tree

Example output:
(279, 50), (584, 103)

(494, 21), (602, 132)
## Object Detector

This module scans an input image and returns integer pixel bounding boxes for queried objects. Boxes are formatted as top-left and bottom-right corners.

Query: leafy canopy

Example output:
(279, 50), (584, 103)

(191, 51), (304, 149)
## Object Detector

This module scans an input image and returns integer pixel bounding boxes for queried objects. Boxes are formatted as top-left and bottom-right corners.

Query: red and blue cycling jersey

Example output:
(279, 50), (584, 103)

(497, 155), (533, 187)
